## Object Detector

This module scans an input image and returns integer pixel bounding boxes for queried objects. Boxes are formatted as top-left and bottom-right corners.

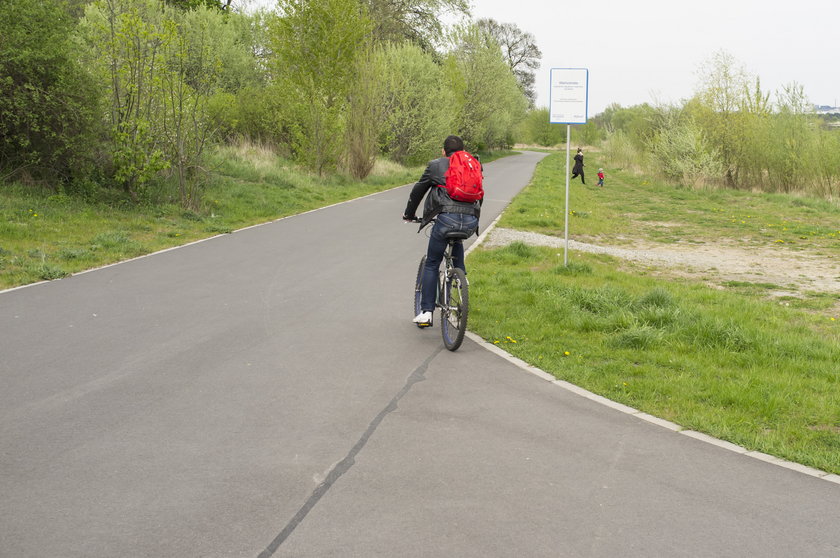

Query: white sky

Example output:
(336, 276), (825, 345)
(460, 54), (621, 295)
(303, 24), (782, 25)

(466, 0), (840, 114)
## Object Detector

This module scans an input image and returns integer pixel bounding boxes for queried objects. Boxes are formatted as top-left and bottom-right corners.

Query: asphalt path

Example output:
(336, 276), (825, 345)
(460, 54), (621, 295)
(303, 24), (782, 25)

(2, 151), (839, 557)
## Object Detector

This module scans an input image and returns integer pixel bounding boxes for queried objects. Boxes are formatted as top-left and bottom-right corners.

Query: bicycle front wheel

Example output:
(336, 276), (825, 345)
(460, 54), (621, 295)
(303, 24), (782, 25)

(440, 267), (468, 351)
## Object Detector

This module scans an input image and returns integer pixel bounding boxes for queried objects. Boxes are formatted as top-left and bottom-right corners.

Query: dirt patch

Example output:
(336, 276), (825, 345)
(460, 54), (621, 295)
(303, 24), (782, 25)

(483, 227), (840, 296)
(808, 425), (840, 433)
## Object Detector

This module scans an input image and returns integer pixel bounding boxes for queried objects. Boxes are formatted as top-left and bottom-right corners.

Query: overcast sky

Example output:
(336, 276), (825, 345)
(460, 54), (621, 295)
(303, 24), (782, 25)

(466, 0), (839, 115)
(246, 0), (839, 116)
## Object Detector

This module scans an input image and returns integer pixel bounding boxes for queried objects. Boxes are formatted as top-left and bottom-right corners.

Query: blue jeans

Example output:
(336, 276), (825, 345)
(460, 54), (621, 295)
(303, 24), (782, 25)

(420, 213), (478, 312)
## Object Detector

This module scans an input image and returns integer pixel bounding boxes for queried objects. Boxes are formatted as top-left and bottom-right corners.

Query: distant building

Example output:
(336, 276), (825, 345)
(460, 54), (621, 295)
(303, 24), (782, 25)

(814, 105), (840, 114)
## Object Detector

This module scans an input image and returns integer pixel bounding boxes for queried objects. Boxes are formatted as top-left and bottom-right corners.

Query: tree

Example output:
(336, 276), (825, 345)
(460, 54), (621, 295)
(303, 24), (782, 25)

(363, 0), (468, 52)
(0, 0), (100, 183)
(598, 103), (658, 150)
(762, 82), (814, 193)
(693, 50), (751, 186)
(204, 10), (275, 143)
(444, 25), (528, 150)
(81, 0), (229, 205)
(573, 121), (602, 147)
(741, 77), (771, 116)
(476, 18), (541, 107)
(159, 8), (227, 207)
(696, 50), (748, 115)
(165, 0), (234, 11)
(346, 46), (387, 179)
(269, 0), (372, 173)
(517, 109), (564, 147)
(378, 43), (455, 165)
(80, 0), (171, 198)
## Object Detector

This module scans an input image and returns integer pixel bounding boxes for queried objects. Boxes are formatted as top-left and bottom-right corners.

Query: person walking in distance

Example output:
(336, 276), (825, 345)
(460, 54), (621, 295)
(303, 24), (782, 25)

(597, 168), (605, 187)
(402, 135), (483, 326)
(571, 148), (585, 184)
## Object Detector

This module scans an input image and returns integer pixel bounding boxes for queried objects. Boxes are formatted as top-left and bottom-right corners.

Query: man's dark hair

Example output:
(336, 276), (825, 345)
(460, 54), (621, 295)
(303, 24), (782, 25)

(443, 135), (464, 156)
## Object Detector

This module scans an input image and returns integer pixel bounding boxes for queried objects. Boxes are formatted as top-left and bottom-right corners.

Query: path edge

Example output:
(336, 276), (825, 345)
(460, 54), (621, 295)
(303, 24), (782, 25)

(465, 219), (840, 487)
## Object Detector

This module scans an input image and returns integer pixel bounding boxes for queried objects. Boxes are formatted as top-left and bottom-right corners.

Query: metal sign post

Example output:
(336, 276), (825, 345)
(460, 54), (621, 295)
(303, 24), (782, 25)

(564, 124), (571, 265)
(549, 68), (589, 266)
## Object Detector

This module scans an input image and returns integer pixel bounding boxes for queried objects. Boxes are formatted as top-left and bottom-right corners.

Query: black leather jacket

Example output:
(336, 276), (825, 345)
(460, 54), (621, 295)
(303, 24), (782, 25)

(403, 154), (481, 230)
(573, 153), (584, 173)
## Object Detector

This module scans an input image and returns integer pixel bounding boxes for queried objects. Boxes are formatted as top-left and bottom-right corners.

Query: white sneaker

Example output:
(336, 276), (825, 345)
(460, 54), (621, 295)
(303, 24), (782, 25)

(413, 311), (433, 326)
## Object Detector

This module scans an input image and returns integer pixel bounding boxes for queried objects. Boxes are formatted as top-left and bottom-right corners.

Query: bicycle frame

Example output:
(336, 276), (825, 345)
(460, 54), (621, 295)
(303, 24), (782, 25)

(412, 217), (470, 351)
(435, 241), (457, 310)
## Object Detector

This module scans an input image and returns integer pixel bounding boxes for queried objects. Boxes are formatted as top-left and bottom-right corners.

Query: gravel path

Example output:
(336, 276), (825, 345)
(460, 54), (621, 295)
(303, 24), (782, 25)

(482, 227), (840, 295)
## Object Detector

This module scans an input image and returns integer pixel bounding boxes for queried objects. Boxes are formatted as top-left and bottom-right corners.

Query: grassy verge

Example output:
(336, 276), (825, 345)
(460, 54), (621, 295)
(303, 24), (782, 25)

(501, 151), (840, 255)
(498, 151), (840, 314)
(0, 145), (518, 290)
(1, 154), (417, 288)
(469, 152), (840, 474)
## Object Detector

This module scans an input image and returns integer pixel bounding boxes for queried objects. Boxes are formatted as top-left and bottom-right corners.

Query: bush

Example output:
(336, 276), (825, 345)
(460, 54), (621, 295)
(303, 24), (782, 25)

(0, 0), (101, 182)
(602, 130), (644, 172)
(648, 115), (722, 187)
(445, 24), (528, 151)
(515, 109), (565, 147)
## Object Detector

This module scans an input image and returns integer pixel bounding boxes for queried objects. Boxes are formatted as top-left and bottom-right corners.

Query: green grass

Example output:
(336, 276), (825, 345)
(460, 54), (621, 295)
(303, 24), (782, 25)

(500, 152), (840, 254)
(469, 153), (840, 474)
(497, 151), (840, 314)
(469, 245), (839, 473)
(0, 145), (520, 290)
(0, 146), (419, 289)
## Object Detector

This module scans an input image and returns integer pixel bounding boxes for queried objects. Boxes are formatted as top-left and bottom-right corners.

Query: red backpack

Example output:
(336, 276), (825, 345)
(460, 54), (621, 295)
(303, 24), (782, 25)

(443, 150), (483, 203)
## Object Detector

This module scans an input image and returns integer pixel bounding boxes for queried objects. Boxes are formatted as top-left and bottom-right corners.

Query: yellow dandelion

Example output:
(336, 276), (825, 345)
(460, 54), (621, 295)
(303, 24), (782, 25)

(563, 351), (570, 356)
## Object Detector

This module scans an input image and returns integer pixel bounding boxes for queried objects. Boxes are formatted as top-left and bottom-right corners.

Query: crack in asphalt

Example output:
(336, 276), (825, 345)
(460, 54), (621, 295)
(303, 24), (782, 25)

(257, 347), (443, 557)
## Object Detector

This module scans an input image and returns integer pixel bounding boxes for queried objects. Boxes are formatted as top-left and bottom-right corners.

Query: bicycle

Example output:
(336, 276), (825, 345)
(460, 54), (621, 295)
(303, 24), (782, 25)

(411, 220), (470, 351)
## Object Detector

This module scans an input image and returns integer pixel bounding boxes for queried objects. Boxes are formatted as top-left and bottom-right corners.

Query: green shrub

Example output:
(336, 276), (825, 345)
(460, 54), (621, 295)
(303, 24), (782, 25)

(0, 0), (101, 181)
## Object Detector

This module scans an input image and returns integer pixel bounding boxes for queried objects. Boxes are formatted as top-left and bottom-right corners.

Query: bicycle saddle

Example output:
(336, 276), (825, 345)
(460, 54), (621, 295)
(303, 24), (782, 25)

(444, 231), (471, 240)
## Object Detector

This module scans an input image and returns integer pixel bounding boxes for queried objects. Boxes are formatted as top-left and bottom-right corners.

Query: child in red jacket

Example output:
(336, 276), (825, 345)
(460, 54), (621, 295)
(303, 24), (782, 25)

(597, 168), (605, 187)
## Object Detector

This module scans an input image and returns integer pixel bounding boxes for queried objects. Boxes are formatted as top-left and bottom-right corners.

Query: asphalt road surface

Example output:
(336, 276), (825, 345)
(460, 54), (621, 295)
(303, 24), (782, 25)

(2, 151), (839, 557)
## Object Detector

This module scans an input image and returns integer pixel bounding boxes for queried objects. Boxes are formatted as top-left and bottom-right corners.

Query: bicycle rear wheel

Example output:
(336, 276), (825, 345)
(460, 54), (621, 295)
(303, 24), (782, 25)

(440, 267), (468, 351)
(414, 256), (430, 328)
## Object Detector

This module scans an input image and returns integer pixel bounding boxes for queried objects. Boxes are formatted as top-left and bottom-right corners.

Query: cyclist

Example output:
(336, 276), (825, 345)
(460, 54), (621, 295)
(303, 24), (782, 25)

(402, 135), (482, 326)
